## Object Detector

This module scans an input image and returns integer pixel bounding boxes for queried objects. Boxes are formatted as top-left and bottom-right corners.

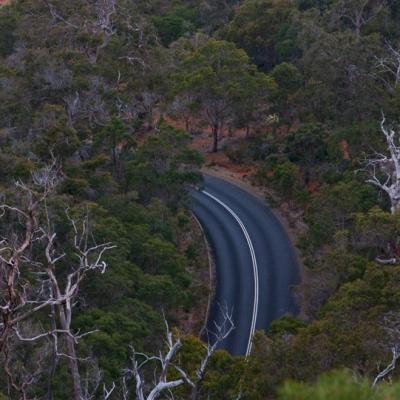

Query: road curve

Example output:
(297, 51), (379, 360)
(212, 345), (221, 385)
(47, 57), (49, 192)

(190, 175), (299, 356)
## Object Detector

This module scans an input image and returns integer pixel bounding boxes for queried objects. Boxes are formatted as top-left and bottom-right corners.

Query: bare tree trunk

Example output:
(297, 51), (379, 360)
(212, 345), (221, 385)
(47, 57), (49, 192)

(46, 306), (58, 400)
(212, 124), (219, 153)
(58, 300), (83, 399)
(191, 386), (200, 400)
(185, 116), (190, 133)
(365, 114), (400, 215)
(65, 333), (83, 400)
(391, 194), (400, 214)
(372, 347), (400, 388)
(354, 12), (362, 40)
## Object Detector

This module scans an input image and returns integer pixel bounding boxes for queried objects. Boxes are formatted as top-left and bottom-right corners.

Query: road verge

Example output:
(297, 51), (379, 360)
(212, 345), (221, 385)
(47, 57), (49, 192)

(191, 213), (216, 338)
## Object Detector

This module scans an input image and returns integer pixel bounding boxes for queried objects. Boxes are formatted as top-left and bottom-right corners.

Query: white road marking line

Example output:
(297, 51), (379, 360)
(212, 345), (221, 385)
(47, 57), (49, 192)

(202, 190), (259, 357)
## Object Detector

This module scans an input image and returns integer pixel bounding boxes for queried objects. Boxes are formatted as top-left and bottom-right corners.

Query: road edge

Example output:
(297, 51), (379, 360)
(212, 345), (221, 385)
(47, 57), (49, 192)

(191, 212), (216, 338)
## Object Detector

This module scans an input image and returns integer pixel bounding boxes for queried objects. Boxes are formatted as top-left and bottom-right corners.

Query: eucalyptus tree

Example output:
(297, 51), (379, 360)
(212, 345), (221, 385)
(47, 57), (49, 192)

(172, 39), (276, 152)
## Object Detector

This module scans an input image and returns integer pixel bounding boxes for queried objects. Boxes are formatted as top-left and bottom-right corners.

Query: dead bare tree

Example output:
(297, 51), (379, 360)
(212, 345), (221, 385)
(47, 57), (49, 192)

(0, 159), (60, 353)
(188, 305), (236, 400)
(371, 312), (400, 388)
(365, 114), (400, 214)
(374, 41), (400, 92)
(332, 0), (385, 39)
(103, 382), (116, 399)
(122, 306), (235, 400)
(41, 0), (117, 65)
(86, 0), (117, 64)
(42, 0), (80, 29)
(372, 346), (400, 388)
(2, 333), (51, 400)
(64, 91), (81, 128)
(0, 160), (115, 399)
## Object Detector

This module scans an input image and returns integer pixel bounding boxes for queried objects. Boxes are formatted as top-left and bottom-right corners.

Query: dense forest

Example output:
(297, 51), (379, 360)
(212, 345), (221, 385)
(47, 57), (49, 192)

(2, 0), (400, 399)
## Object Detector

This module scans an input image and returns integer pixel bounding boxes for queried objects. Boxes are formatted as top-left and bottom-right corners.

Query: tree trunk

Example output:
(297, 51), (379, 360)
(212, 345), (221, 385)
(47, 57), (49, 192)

(191, 385), (200, 400)
(65, 333), (83, 400)
(46, 306), (58, 400)
(354, 13), (362, 40)
(355, 24), (361, 39)
(212, 124), (219, 153)
(391, 196), (400, 214)
(185, 116), (190, 133)
(318, 0), (324, 16)
(58, 305), (83, 400)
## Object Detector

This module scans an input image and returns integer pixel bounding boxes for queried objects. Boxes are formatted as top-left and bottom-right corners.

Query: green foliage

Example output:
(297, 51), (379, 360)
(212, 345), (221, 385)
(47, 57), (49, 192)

(126, 123), (203, 204)
(0, 154), (34, 183)
(271, 62), (303, 110)
(304, 180), (376, 248)
(0, 1), (207, 394)
(278, 370), (400, 400)
(3, 0), (400, 397)
(202, 351), (245, 398)
(172, 38), (277, 150)
(269, 161), (307, 202)
(33, 104), (80, 159)
(285, 124), (328, 166)
(243, 264), (400, 398)
(353, 207), (400, 260)
(271, 62), (303, 93)
(94, 116), (134, 177)
(153, 6), (199, 46)
(268, 316), (306, 336)
(0, 4), (17, 57)
(76, 305), (161, 379)
(221, 0), (297, 70)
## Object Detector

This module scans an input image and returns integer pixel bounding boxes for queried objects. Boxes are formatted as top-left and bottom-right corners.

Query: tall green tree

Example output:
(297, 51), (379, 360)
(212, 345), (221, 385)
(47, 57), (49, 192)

(221, 0), (297, 70)
(172, 39), (276, 151)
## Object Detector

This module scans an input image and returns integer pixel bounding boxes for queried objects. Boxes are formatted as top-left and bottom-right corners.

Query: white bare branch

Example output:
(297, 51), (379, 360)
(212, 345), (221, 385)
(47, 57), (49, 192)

(125, 326), (185, 400)
(103, 382), (116, 399)
(372, 347), (400, 388)
(123, 306), (235, 400)
(365, 114), (400, 214)
(333, 0), (385, 39)
(42, 0), (80, 29)
(0, 160), (115, 400)
(373, 41), (400, 92)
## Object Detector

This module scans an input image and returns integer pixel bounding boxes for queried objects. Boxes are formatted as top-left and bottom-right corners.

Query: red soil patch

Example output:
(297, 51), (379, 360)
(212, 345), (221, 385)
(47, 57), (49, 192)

(204, 151), (257, 180)
(307, 180), (320, 194)
(340, 139), (350, 160)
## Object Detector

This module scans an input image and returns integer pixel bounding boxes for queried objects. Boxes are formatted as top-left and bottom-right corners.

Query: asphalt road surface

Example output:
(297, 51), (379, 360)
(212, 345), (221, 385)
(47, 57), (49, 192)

(190, 175), (299, 356)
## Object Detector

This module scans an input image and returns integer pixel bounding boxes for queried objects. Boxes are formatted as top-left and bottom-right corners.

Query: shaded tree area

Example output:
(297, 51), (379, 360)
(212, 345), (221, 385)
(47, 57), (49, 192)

(0, 0), (207, 398)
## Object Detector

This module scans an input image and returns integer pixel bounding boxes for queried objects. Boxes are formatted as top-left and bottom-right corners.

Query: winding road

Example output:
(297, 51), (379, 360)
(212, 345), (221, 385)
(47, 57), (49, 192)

(191, 175), (299, 356)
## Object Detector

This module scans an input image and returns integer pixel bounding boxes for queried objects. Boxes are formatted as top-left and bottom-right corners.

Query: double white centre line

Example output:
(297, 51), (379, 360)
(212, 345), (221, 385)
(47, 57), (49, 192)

(202, 190), (259, 357)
